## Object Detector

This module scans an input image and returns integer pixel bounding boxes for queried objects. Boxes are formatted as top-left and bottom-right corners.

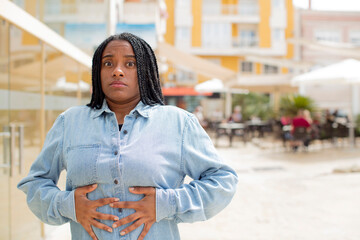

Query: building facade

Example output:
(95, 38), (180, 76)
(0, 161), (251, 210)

(161, 0), (296, 115)
(163, 0), (294, 82)
(295, 9), (360, 115)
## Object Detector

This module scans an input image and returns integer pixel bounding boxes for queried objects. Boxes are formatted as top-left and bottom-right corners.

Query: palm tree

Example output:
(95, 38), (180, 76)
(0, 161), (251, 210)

(279, 94), (316, 117)
(232, 93), (274, 121)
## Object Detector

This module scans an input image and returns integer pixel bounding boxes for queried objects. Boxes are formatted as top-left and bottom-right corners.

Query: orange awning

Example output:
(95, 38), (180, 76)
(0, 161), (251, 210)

(162, 87), (212, 96)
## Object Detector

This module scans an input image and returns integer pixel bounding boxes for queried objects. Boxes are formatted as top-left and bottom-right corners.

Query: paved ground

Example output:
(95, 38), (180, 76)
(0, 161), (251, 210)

(45, 138), (360, 240)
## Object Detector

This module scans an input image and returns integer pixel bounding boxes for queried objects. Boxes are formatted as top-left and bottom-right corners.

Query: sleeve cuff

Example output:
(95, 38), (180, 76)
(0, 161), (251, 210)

(58, 190), (77, 222)
(156, 188), (176, 222)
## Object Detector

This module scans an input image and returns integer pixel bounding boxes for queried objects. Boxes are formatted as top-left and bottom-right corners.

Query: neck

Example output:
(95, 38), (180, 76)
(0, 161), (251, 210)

(106, 97), (140, 124)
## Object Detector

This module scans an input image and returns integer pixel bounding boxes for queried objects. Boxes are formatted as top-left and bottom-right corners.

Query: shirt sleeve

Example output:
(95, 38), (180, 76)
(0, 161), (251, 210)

(156, 115), (238, 223)
(17, 114), (77, 225)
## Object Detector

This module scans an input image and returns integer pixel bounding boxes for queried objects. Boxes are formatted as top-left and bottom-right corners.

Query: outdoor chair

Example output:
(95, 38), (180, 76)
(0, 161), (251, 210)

(333, 123), (349, 146)
(291, 126), (311, 151)
(319, 123), (334, 146)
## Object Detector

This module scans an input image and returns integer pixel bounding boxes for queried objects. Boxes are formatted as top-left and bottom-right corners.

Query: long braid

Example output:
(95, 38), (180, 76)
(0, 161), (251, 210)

(87, 32), (164, 109)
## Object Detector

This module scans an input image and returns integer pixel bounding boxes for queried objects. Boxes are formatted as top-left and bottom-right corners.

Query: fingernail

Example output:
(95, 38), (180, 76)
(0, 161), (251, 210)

(108, 228), (113, 233)
(114, 217), (119, 221)
(120, 231), (125, 236)
(114, 198), (120, 202)
(92, 184), (97, 187)
(109, 203), (114, 207)
(112, 223), (117, 228)
(129, 187), (134, 191)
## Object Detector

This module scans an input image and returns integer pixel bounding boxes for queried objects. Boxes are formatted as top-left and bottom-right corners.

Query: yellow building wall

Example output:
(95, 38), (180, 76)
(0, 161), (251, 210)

(164, 0), (175, 45)
(192, 0), (202, 47)
(22, 0), (39, 45)
(285, 0), (294, 59)
(221, 56), (239, 72)
(232, 24), (238, 37)
(256, 63), (262, 74)
(282, 0), (294, 74)
(258, 0), (271, 48)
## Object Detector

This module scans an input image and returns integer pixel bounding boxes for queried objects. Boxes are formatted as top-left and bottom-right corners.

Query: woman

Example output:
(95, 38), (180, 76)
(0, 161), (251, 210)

(18, 33), (238, 240)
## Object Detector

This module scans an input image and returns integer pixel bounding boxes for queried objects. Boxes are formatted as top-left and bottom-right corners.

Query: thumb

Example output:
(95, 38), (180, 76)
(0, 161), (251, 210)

(79, 184), (98, 194)
(129, 186), (155, 195)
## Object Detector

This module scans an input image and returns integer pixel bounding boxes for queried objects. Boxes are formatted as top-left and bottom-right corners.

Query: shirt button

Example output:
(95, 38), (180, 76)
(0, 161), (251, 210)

(114, 179), (118, 184)
(114, 151), (118, 155)
(118, 208), (122, 213)
(123, 130), (128, 134)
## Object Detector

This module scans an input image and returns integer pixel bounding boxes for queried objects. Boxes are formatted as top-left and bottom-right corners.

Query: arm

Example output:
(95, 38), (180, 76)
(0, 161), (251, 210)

(17, 114), (120, 237)
(17, 114), (76, 225)
(156, 115), (238, 223)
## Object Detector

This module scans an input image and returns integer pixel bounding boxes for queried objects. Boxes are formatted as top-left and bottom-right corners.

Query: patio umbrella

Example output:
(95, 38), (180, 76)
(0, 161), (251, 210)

(292, 58), (360, 147)
(195, 78), (225, 92)
(292, 59), (360, 85)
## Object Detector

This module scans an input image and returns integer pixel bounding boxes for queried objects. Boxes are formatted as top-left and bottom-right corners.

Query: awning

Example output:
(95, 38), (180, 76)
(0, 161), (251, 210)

(244, 55), (312, 71)
(287, 38), (360, 60)
(0, 0), (92, 68)
(162, 87), (212, 96)
(226, 74), (298, 93)
(157, 42), (237, 81)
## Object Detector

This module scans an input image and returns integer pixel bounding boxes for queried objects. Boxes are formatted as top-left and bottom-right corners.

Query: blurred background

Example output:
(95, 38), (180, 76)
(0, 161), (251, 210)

(0, 0), (359, 239)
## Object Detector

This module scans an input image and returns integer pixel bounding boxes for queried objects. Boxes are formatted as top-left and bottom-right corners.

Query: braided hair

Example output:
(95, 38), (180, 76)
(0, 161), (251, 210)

(87, 32), (164, 109)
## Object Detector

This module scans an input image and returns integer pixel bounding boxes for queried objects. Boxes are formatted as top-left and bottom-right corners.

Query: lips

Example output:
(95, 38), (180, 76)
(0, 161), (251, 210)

(110, 81), (126, 87)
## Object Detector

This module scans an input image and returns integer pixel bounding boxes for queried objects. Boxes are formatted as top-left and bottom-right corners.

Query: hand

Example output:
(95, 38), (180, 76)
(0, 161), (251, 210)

(74, 184), (121, 240)
(110, 187), (156, 240)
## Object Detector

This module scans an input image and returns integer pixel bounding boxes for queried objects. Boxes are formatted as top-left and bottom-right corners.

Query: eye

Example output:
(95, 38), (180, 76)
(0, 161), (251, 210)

(103, 61), (112, 67)
(126, 61), (136, 68)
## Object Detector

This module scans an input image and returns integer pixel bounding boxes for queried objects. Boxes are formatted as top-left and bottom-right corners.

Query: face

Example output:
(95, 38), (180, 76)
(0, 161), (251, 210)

(100, 40), (140, 105)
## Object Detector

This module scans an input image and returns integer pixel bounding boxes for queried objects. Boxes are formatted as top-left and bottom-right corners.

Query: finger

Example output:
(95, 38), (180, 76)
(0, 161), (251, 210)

(93, 211), (120, 221)
(137, 223), (153, 240)
(112, 213), (141, 228)
(94, 197), (120, 207)
(77, 184), (98, 194)
(120, 219), (145, 236)
(90, 219), (113, 233)
(84, 224), (98, 240)
(109, 201), (138, 209)
(129, 187), (155, 195)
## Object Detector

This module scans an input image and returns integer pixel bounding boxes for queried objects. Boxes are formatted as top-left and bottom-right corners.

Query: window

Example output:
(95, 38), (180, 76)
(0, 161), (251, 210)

(272, 28), (284, 41)
(314, 30), (341, 42)
(202, 22), (231, 48)
(175, 27), (191, 48)
(202, 0), (221, 15)
(264, 64), (278, 74)
(272, 0), (285, 9)
(237, 29), (257, 47)
(241, 61), (253, 73)
(349, 31), (360, 46)
(238, 0), (258, 15)
(175, 68), (197, 84)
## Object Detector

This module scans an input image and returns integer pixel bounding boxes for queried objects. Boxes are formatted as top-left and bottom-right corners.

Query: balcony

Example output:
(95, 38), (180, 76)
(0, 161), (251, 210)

(232, 37), (258, 48)
(202, 1), (259, 23)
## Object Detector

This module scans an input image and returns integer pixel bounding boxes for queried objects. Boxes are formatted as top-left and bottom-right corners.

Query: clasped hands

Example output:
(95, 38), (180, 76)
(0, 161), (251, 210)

(75, 184), (156, 240)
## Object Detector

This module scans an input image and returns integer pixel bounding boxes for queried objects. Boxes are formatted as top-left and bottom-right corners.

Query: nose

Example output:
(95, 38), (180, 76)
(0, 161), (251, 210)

(112, 67), (125, 77)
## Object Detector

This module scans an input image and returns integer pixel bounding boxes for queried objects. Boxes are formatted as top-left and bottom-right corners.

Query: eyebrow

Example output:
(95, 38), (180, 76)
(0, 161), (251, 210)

(102, 54), (136, 59)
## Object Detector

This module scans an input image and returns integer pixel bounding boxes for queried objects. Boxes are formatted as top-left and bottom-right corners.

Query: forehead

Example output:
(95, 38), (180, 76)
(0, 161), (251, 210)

(102, 40), (134, 56)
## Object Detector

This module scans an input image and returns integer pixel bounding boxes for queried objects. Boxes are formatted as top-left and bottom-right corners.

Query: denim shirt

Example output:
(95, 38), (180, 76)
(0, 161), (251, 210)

(18, 100), (238, 240)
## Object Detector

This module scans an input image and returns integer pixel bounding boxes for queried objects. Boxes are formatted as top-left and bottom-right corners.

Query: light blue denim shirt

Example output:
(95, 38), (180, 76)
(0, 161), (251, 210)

(18, 100), (238, 240)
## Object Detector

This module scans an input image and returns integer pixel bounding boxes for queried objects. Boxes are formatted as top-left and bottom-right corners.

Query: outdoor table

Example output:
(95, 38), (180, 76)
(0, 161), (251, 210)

(246, 121), (269, 138)
(215, 122), (247, 147)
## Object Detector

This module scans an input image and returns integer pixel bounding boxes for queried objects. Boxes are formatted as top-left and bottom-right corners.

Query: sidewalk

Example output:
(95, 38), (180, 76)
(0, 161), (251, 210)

(46, 141), (360, 240)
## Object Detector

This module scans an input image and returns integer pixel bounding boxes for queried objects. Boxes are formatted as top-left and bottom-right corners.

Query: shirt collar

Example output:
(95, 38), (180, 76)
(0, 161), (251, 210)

(91, 99), (154, 119)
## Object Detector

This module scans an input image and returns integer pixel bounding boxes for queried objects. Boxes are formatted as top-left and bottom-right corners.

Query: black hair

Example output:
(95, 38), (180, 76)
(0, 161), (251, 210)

(87, 32), (164, 109)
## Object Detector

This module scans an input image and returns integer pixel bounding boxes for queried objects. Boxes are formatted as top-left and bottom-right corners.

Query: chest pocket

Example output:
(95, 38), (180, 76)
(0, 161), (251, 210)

(66, 144), (100, 188)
